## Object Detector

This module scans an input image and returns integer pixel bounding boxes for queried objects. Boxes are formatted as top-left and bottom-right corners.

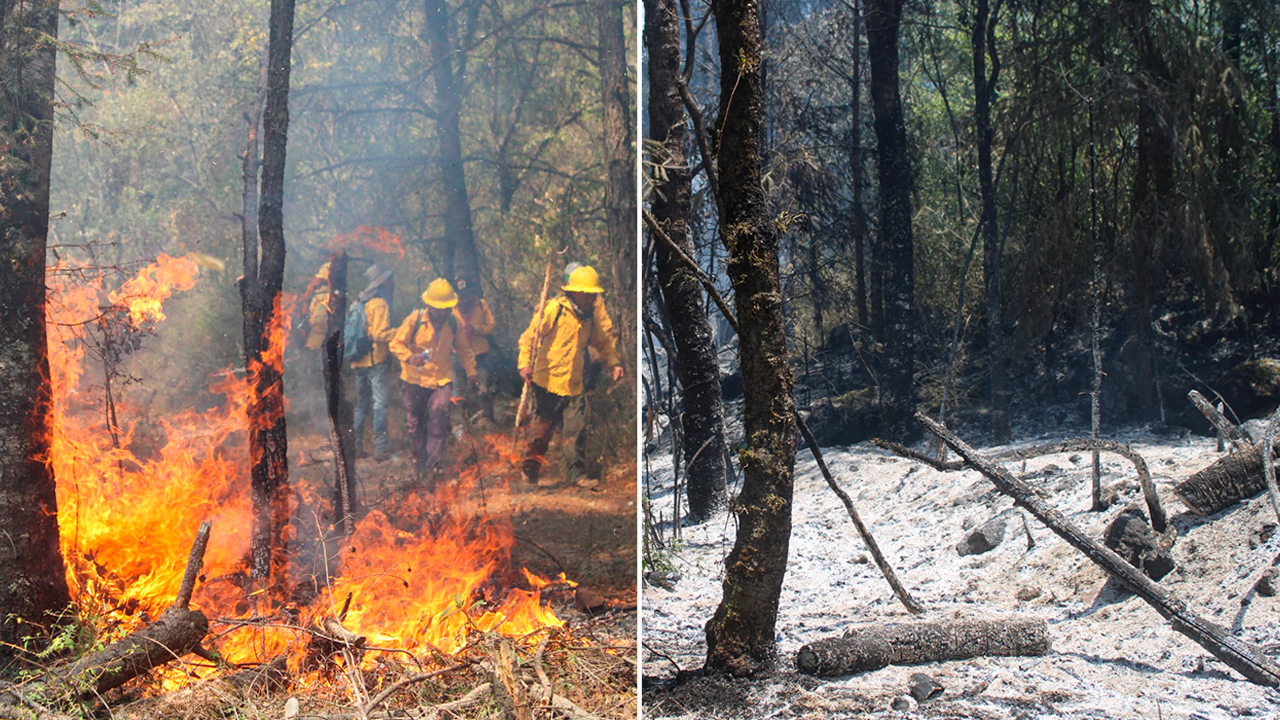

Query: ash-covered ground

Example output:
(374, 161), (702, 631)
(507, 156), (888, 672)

(642, 411), (1280, 719)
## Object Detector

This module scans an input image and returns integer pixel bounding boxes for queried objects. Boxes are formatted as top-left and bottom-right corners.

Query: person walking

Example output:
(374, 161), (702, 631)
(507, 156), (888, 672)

(518, 264), (624, 488)
(349, 264), (396, 461)
(390, 278), (477, 485)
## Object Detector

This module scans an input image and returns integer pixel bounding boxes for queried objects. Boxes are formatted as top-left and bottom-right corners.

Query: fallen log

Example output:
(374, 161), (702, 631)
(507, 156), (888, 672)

(920, 415), (1280, 687)
(1188, 390), (1250, 451)
(1, 522), (212, 708)
(1174, 444), (1276, 516)
(796, 616), (1049, 677)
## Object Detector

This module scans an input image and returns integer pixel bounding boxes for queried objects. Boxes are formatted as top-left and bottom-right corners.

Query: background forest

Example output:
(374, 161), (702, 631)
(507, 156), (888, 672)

(643, 0), (1280, 465)
(52, 0), (636, 439)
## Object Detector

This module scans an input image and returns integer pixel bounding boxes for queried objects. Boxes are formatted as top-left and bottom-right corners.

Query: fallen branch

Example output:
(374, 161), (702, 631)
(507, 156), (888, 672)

(919, 414), (1280, 687)
(796, 616), (1049, 677)
(363, 662), (471, 715)
(875, 437), (1168, 533)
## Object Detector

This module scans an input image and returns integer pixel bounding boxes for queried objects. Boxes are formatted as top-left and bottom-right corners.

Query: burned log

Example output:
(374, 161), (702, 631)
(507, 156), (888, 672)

(920, 414), (1280, 687)
(0, 523), (211, 707)
(1174, 444), (1276, 516)
(796, 616), (1049, 677)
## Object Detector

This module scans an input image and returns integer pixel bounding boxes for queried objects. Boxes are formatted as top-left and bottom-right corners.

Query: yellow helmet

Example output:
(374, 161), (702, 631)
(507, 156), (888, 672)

(315, 261), (331, 280)
(562, 265), (604, 294)
(422, 278), (458, 308)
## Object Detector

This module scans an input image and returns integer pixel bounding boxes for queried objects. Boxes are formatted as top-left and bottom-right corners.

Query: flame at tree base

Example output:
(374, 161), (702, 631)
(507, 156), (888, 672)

(46, 254), (571, 689)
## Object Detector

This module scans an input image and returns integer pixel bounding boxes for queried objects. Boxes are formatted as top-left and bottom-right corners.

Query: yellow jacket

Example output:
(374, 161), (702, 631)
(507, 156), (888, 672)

(349, 297), (396, 369)
(518, 295), (620, 397)
(390, 309), (477, 388)
(453, 299), (496, 356)
(304, 288), (330, 350)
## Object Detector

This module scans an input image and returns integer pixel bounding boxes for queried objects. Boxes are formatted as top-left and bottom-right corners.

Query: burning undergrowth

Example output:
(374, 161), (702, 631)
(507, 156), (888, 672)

(40, 254), (606, 706)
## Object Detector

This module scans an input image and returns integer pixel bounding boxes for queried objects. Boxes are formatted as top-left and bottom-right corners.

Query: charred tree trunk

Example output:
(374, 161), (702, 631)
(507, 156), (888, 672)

(797, 616), (1049, 676)
(322, 252), (357, 534)
(704, 0), (798, 676)
(424, 0), (478, 287)
(1174, 444), (1277, 517)
(247, 0), (295, 586)
(848, 0), (869, 344)
(600, 0), (635, 306)
(0, 0), (70, 655)
(866, 0), (917, 442)
(645, 0), (728, 524)
(973, 0), (1009, 444)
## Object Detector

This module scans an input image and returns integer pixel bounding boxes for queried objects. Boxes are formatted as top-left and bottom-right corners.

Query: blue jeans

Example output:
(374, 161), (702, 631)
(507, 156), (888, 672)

(352, 362), (391, 455)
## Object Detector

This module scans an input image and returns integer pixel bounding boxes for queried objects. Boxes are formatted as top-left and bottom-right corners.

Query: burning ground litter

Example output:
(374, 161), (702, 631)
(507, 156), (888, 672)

(23, 254), (637, 716)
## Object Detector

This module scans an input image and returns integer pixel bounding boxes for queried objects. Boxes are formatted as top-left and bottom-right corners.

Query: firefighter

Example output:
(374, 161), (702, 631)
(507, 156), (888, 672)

(452, 278), (498, 422)
(349, 264), (396, 461)
(304, 261), (331, 353)
(518, 264), (624, 488)
(390, 278), (477, 484)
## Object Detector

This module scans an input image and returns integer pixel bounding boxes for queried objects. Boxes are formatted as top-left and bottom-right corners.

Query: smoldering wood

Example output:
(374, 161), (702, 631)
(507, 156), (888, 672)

(1174, 444), (1277, 516)
(795, 616), (1049, 677)
(1188, 390), (1250, 451)
(173, 520), (211, 610)
(919, 414), (1280, 687)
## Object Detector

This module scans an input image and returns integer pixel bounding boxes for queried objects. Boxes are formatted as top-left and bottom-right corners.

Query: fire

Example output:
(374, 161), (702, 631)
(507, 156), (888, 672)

(328, 225), (407, 260)
(46, 254), (567, 686)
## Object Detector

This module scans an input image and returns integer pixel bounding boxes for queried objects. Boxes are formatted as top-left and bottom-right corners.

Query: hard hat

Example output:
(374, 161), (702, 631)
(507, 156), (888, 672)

(422, 278), (458, 308)
(564, 262), (583, 284)
(315, 261), (331, 280)
(562, 265), (604, 294)
(365, 263), (393, 289)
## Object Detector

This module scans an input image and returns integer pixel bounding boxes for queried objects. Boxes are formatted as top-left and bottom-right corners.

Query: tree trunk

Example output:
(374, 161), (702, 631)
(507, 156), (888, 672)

(599, 0), (635, 304)
(424, 0), (478, 288)
(704, 0), (798, 676)
(973, 0), (1009, 443)
(645, 0), (728, 524)
(1174, 444), (1276, 517)
(848, 0), (869, 343)
(865, 0), (917, 442)
(322, 252), (357, 534)
(0, 0), (70, 654)
(247, 0), (295, 587)
(797, 616), (1049, 676)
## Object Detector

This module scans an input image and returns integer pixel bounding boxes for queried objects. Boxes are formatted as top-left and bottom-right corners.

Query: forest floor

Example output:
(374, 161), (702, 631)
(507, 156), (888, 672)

(642, 409), (1280, 719)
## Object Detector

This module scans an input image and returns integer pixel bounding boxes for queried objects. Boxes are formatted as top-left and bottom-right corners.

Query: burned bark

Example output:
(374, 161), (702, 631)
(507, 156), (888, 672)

(424, 0), (478, 286)
(246, 0), (296, 585)
(0, 0), (70, 655)
(645, 0), (728, 524)
(796, 616), (1049, 677)
(866, 0), (918, 442)
(704, 0), (798, 676)
(599, 0), (635, 307)
(1174, 444), (1276, 516)
(921, 414), (1280, 687)
(322, 251), (357, 534)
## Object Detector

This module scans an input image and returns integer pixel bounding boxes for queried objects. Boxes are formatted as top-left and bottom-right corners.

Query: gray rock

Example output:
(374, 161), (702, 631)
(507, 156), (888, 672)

(957, 517), (1007, 556)
(890, 696), (913, 711)
(1256, 567), (1280, 597)
(909, 672), (944, 702)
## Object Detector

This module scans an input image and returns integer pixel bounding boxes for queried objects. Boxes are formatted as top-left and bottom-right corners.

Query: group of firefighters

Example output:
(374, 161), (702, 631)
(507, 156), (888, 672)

(304, 261), (623, 490)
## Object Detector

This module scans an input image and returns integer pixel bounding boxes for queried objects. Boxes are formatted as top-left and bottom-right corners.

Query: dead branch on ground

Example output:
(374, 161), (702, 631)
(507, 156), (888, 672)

(919, 414), (1280, 688)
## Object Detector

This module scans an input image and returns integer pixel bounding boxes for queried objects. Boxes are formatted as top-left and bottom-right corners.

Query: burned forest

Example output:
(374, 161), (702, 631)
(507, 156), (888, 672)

(642, 0), (1280, 717)
(0, 0), (636, 718)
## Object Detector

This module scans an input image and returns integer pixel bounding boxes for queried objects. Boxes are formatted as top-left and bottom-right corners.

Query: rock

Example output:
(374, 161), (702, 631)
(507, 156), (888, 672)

(1016, 586), (1042, 602)
(574, 587), (607, 614)
(1103, 507), (1174, 581)
(908, 672), (944, 702)
(644, 571), (681, 590)
(852, 554), (869, 564)
(1256, 568), (1280, 597)
(957, 517), (1007, 556)
(890, 696), (913, 711)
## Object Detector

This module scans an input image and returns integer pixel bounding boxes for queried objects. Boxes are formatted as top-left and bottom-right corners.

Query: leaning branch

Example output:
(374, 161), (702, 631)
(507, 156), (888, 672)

(918, 414), (1280, 687)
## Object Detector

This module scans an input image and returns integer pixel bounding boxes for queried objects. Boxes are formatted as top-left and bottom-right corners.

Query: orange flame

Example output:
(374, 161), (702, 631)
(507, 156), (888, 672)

(328, 225), (406, 260)
(47, 255), (566, 686)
